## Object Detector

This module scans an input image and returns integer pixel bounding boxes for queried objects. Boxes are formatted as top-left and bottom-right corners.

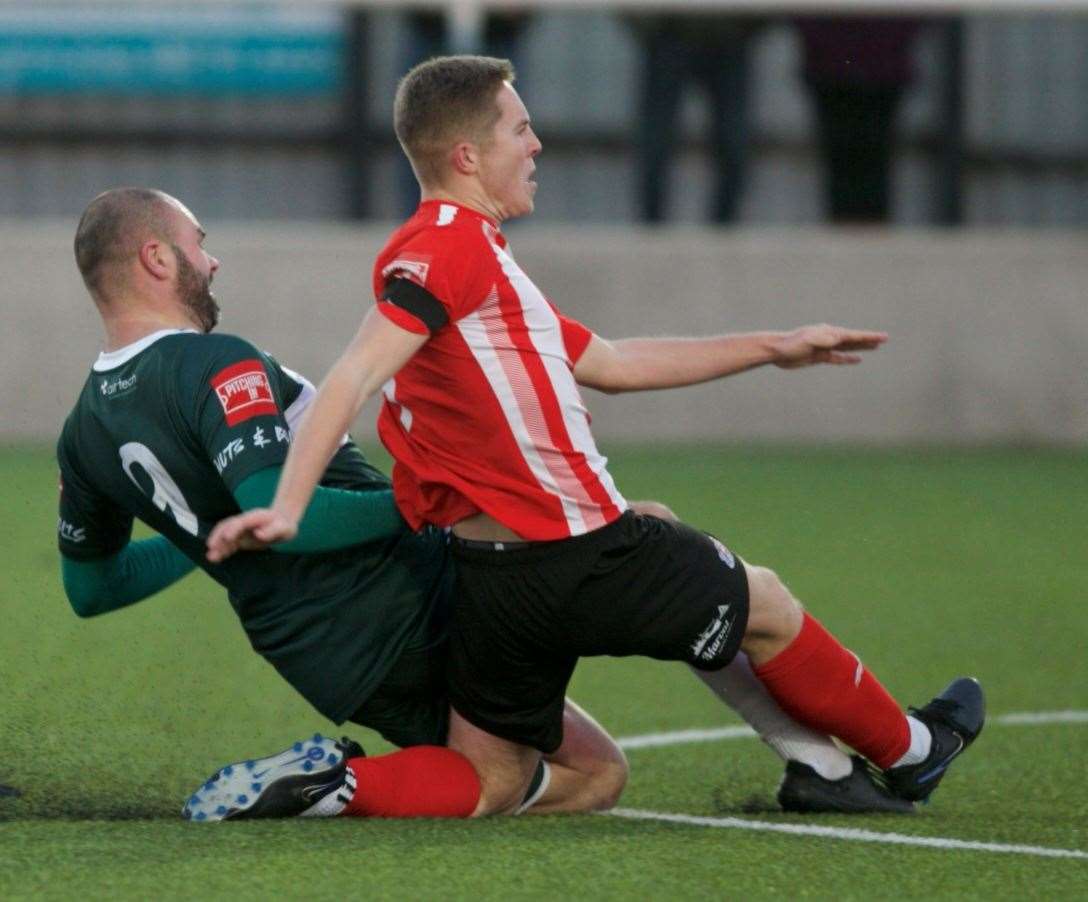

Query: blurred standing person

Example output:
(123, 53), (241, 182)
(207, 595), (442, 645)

(404, 11), (528, 72)
(627, 15), (767, 224)
(797, 18), (925, 223)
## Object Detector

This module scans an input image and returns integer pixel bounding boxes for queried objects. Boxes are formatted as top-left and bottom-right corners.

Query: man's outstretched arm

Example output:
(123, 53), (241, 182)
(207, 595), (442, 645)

(231, 466), (405, 553)
(60, 537), (196, 618)
(573, 325), (888, 394)
(206, 309), (426, 561)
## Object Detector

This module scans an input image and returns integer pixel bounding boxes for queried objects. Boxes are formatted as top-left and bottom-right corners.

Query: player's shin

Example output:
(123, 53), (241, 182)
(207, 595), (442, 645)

(751, 612), (911, 770)
(693, 653), (852, 781)
(182, 736), (481, 822)
(342, 746), (481, 818)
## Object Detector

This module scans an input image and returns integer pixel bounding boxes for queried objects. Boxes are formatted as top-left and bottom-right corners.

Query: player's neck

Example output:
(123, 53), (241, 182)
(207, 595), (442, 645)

(420, 186), (503, 226)
(101, 307), (199, 352)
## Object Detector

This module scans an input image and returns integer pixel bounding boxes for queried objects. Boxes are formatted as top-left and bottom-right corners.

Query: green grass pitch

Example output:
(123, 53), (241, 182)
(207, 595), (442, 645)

(2, 443), (1086, 899)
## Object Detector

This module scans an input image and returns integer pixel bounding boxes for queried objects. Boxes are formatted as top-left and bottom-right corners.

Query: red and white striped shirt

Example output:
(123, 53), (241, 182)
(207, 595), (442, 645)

(373, 200), (627, 540)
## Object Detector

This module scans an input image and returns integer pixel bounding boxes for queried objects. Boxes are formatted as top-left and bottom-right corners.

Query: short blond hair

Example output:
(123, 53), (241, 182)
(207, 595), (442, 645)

(393, 55), (516, 187)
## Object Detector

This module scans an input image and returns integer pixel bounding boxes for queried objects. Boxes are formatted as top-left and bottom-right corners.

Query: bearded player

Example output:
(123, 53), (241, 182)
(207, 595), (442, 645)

(58, 187), (914, 823)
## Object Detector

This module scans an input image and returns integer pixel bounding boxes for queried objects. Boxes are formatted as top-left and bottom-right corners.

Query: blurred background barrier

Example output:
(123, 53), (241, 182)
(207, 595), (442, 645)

(1, 0), (1084, 445)
(0, 1), (1086, 224)
(6, 220), (1085, 444)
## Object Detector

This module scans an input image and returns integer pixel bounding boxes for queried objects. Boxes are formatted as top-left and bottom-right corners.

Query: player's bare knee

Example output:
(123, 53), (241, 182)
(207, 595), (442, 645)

(564, 757), (628, 812)
(628, 499), (678, 522)
(743, 564), (803, 644)
(592, 758), (629, 811)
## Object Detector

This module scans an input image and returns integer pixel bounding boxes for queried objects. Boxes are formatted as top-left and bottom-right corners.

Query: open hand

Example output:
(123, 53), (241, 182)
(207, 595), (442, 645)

(206, 508), (298, 562)
(772, 324), (888, 369)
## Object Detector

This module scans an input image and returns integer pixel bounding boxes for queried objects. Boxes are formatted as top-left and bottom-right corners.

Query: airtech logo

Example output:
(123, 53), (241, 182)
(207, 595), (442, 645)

(100, 372), (138, 398)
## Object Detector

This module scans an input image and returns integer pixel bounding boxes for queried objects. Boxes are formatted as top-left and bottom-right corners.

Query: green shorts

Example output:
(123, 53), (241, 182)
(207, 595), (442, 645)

(346, 609), (451, 748)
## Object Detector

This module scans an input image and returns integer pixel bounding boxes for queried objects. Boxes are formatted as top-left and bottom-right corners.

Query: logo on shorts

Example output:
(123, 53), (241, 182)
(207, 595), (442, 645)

(381, 255), (431, 287)
(708, 536), (735, 569)
(210, 360), (278, 427)
(692, 604), (734, 662)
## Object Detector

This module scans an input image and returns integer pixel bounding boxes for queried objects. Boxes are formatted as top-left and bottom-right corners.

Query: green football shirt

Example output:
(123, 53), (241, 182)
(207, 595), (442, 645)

(57, 329), (452, 723)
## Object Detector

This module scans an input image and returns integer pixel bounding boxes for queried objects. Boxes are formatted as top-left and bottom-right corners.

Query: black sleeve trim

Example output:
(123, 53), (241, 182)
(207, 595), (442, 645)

(382, 278), (450, 334)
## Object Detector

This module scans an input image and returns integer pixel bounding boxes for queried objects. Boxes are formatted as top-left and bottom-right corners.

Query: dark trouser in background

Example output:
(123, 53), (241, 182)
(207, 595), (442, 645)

(809, 83), (904, 223)
(636, 28), (755, 224)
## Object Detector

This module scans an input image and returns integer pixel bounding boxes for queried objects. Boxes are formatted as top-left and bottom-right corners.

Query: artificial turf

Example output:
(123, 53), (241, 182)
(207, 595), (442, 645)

(2, 444), (1085, 899)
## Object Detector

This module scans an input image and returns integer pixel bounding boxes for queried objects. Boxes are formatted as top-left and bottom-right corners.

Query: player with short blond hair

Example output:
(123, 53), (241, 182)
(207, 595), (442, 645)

(209, 56), (984, 818)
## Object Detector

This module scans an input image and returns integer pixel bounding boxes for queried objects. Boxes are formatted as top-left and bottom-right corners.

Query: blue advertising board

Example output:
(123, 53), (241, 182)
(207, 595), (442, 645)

(0, 4), (343, 95)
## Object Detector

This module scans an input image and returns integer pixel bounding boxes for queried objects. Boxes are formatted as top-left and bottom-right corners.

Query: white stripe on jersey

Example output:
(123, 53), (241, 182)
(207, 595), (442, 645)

(381, 376), (413, 432)
(480, 228), (627, 525)
(457, 290), (589, 536)
(281, 364), (350, 447)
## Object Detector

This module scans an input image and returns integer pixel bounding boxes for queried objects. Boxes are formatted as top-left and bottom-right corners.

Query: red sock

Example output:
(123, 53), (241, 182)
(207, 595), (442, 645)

(342, 746), (480, 818)
(753, 612), (910, 769)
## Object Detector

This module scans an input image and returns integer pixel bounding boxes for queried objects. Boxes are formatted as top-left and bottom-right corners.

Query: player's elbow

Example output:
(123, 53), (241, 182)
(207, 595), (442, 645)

(61, 567), (109, 618)
(65, 590), (107, 618)
(63, 583), (108, 618)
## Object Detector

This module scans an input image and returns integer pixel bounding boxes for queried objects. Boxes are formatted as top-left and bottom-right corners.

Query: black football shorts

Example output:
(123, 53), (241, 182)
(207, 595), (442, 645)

(446, 511), (749, 753)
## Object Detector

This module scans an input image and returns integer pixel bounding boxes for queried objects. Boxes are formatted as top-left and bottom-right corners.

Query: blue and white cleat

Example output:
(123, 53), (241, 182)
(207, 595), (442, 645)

(182, 734), (364, 822)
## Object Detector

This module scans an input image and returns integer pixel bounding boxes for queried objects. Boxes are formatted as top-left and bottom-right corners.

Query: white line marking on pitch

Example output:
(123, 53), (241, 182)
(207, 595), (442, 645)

(995, 710), (1088, 725)
(616, 710), (1088, 750)
(604, 809), (1088, 860)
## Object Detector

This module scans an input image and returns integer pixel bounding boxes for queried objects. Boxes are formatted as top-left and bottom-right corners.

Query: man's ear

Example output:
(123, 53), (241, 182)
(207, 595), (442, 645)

(138, 239), (173, 282)
(450, 140), (479, 176)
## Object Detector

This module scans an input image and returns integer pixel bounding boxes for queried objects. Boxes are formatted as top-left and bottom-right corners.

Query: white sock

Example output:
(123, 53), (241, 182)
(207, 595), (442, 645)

(890, 716), (933, 769)
(692, 654), (853, 782)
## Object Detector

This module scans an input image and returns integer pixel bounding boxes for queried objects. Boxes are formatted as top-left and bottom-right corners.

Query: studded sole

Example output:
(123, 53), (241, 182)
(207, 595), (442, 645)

(182, 733), (345, 822)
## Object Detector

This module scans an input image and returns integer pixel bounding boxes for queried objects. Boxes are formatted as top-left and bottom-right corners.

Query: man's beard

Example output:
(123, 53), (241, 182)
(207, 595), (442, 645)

(173, 246), (220, 333)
